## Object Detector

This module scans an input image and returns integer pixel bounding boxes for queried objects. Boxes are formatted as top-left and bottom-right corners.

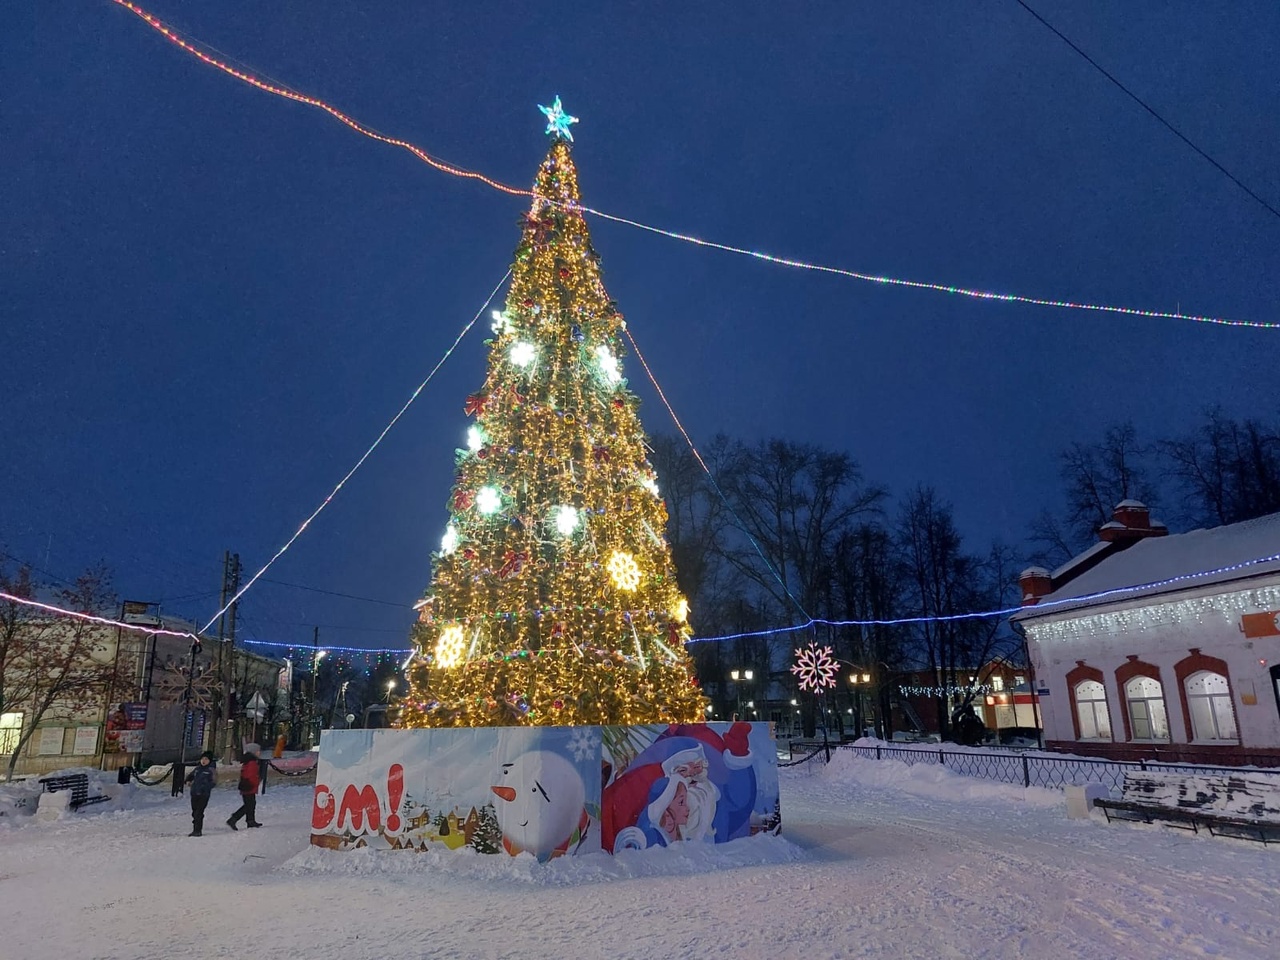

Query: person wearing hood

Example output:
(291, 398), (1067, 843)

(184, 751), (217, 837)
(226, 743), (262, 830)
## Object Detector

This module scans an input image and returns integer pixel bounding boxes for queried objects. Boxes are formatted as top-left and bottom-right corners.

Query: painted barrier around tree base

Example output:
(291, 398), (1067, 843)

(310, 721), (780, 861)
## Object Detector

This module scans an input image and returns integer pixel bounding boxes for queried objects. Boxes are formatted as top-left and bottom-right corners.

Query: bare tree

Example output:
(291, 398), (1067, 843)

(895, 489), (1015, 740)
(717, 438), (885, 621)
(1160, 409), (1280, 527)
(649, 433), (734, 619)
(1, 562), (120, 780)
(1033, 423), (1160, 561)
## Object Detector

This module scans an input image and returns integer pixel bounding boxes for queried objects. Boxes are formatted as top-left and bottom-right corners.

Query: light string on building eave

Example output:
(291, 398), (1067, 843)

(689, 549), (1280, 643)
(107, 0), (1278, 331)
(197, 269), (511, 634)
(7, 548), (1278, 655)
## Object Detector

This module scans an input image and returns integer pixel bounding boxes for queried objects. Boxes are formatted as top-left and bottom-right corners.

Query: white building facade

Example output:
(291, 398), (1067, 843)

(1014, 505), (1280, 765)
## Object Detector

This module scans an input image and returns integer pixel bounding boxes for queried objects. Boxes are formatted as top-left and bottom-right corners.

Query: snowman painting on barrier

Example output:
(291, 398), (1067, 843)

(491, 748), (593, 861)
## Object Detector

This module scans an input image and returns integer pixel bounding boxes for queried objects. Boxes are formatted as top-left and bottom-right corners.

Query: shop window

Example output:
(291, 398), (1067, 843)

(1074, 680), (1112, 740)
(1185, 670), (1238, 741)
(1125, 676), (1169, 741)
(0, 712), (22, 754)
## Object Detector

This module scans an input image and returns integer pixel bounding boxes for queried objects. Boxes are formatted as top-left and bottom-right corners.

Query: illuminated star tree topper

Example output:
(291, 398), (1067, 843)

(790, 642), (840, 693)
(538, 95), (579, 141)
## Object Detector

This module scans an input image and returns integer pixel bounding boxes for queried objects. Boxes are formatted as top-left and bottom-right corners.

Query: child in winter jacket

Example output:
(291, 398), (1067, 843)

(226, 744), (262, 830)
(185, 751), (217, 836)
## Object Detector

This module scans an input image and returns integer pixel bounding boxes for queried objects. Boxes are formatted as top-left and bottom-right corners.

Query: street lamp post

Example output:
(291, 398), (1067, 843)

(309, 649), (327, 747)
(730, 668), (753, 721)
(848, 671), (870, 738)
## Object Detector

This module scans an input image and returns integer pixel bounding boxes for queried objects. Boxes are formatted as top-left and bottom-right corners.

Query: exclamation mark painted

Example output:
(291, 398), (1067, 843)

(385, 763), (404, 833)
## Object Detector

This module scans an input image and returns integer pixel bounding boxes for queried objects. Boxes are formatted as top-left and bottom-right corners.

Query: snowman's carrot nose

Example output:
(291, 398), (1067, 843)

(491, 785), (517, 801)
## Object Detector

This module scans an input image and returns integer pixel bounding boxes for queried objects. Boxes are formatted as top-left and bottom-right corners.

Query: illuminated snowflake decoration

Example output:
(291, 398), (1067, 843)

(440, 524), (459, 555)
(151, 658), (219, 712)
(434, 624), (467, 669)
(790, 643), (840, 693)
(538, 95), (579, 141)
(606, 550), (642, 591)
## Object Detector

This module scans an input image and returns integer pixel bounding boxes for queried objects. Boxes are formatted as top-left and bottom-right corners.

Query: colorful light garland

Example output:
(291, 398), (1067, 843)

(110, 0), (1278, 330)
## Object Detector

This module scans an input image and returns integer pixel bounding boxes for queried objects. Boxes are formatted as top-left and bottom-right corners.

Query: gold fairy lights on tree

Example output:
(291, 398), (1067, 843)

(400, 98), (707, 727)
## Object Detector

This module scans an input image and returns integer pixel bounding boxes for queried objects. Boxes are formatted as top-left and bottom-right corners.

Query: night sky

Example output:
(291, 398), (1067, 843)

(3, 2), (1277, 653)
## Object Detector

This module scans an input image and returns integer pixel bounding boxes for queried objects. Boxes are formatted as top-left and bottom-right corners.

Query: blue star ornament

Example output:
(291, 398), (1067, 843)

(538, 96), (579, 141)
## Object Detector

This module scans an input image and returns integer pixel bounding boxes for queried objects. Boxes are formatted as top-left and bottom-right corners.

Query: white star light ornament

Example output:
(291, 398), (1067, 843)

(510, 341), (537, 369)
(440, 524), (459, 555)
(538, 96), (579, 141)
(553, 504), (579, 537)
(594, 345), (621, 385)
(476, 486), (502, 516)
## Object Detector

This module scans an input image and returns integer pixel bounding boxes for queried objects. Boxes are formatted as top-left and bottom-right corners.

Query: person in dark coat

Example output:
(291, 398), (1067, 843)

(184, 751), (217, 836)
(226, 744), (263, 830)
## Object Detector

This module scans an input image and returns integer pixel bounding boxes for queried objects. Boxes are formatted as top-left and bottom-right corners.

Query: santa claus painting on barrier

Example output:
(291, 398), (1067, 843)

(603, 721), (761, 853)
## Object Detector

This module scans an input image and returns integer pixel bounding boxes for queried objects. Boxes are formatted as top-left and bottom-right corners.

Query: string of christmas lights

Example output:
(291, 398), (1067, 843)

(198, 270), (510, 634)
(7, 545), (1278, 657)
(109, 0), (1279, 331)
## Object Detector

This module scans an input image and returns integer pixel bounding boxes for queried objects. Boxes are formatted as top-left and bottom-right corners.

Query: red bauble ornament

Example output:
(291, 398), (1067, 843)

(553, 698), (564, 710)
(559, 267), (571, 279)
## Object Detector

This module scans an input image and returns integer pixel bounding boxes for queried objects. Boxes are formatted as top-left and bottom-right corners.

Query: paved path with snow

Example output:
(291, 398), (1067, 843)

(1, 754), (1277, 959)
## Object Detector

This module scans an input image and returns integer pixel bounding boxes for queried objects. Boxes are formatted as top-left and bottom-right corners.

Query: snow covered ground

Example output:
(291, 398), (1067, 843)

(2, 753), (1277, 960)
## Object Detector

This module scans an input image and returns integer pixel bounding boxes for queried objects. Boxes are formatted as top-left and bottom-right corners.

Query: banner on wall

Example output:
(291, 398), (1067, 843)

(310, 722), (780, 861)
(104, 702), (148, 753)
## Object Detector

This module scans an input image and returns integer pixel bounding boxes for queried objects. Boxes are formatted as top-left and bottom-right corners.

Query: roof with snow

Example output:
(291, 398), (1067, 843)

(1014, 511), (1280, 621)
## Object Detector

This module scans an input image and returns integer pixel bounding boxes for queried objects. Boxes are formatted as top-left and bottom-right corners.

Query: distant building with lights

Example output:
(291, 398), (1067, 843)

(1, 609), (287, 778)
(1013, 502), (1280, 765)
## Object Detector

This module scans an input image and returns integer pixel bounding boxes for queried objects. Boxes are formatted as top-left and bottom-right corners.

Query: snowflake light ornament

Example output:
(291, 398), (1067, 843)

(790, 642), (840, 693)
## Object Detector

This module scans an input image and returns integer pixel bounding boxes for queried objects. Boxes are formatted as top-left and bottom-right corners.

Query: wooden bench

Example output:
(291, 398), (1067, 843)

(1095, 770), (1280, 844)
(38, 772), (109, 811)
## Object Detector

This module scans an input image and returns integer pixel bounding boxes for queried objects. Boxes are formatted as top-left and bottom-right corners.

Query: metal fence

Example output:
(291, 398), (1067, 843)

(792, 741), (1280, 795)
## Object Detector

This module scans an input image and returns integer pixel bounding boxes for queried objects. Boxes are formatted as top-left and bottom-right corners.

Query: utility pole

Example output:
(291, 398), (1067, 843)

(214, 552), (241, 761)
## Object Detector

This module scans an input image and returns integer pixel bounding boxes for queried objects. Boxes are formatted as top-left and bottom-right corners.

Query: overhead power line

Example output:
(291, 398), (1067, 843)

(1015, 0), (1280, 223)
(259, 577), (413, 609)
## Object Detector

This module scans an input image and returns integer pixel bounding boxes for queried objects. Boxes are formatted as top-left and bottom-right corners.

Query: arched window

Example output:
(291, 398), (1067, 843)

(1125, 676), (1169, 741)
(1185, 671), (1237, 741)
(1074, 680), (1112, 740)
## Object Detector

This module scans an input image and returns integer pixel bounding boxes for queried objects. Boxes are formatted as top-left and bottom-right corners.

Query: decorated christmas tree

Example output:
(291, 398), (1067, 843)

(400, 100), (708, 728)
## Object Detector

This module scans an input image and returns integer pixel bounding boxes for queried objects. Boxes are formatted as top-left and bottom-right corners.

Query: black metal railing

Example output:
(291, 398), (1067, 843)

(812, 742), (1280, 794)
